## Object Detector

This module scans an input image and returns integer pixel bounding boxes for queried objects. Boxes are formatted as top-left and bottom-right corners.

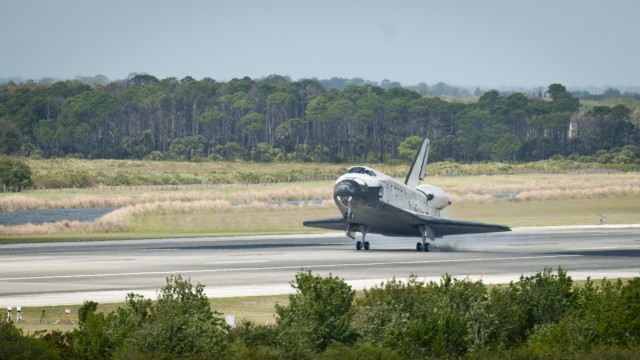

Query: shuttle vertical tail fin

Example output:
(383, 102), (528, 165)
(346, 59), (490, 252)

(404, 138), (430, 188)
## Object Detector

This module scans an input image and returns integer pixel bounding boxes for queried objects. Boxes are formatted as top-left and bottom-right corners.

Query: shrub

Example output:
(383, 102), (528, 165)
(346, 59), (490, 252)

(529, 277), (640, 353)
(145, 151), (166, 161)
(353, 275), (487, 359)
(0, 156), (33, 191)
(472, 285), (527, 349)
(230, 343), (284, 360)
(317, 343), (402, 360)
(469, 267), (575, 352)
(36, 169), (94, 188)
(122, 275), (230, 358)
(0, 322), (62, 360)
(511, 267), (574, 330)
(230, 320), (278, 348)
(275, 271), (356, 354)
(71, 301), (115, 360)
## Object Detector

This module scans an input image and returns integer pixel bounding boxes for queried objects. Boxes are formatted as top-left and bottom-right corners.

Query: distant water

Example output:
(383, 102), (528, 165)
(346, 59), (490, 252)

(0, 207), (119, 226)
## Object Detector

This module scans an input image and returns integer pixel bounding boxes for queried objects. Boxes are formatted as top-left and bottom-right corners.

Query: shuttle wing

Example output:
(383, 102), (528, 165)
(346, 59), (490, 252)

(405, 209), (511, 237)
(375, 201), (511, 237)
(302, 210), (509, 238)
(302, 216), (346, 231)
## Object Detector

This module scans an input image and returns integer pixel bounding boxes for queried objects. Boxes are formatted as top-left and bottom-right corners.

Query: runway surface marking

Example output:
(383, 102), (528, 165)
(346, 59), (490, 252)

(203, 260), (269, 265)
(0, 254), (582, 281)
(573, 246), (620, 251)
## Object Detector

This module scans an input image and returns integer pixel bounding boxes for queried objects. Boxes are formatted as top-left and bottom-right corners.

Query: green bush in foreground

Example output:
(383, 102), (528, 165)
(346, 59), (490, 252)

(0, 322), (62, 359)
(528, 277), (640, 353)
(118, 275), (230, 359)
(4, 268), (640, 359)
(275, 271), (356, 355)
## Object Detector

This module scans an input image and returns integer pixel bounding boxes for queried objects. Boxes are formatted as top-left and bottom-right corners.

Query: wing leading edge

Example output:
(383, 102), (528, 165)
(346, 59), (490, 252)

(302, 217), (346, 231)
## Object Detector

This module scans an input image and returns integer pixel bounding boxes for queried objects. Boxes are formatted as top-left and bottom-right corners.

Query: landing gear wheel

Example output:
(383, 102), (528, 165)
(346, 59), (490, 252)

(424, 243), (430, 252)
(416, 242), (423, 252)
(356, 241), (363, 251)
(364, 241), (370, 250)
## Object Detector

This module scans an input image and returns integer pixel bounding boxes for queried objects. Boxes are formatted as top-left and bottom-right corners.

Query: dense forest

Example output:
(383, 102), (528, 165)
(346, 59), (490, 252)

(1, 75), (638, 164)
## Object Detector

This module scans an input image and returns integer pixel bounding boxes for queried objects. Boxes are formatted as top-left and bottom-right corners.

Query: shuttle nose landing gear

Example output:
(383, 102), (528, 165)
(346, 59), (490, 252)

(338, 196), (354, 220)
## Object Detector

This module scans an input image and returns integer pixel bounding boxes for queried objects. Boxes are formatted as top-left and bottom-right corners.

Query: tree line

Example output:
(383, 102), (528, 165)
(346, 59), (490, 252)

(2, 269), (639, 359)
(1, 75), (638, 164)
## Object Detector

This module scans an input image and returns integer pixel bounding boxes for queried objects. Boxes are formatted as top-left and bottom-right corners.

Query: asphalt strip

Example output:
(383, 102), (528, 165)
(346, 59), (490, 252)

(2, 225), (639, 307)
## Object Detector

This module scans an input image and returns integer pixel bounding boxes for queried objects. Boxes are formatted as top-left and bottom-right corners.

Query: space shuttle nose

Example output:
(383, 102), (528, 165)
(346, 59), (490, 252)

(335, 181), (355, 197)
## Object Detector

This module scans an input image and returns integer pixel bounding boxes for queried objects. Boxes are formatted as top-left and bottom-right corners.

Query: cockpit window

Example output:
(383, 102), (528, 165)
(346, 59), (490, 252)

(346, 167), (376, 176)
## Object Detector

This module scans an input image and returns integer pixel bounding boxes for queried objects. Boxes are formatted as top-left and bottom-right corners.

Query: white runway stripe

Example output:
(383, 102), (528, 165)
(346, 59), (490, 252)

(0, 254), (582, 281)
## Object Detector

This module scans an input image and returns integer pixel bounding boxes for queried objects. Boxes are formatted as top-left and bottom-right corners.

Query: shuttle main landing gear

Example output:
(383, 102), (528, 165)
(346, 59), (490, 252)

(356, 240), (370, 251)
(353, 225), (370, 251)
(416, 242), (429, 252)
(417, 225), (435, 252)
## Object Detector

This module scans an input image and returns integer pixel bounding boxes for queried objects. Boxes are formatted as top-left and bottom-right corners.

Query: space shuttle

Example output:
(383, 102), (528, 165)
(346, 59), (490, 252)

(303, 138), (510, 251)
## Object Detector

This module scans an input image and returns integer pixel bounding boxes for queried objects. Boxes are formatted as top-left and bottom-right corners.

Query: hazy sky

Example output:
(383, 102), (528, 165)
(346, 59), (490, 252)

(2, 0), (639, 88)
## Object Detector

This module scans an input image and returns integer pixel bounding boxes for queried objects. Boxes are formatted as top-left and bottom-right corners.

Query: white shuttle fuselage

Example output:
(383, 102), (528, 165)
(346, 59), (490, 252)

(333, 166), (450, 220)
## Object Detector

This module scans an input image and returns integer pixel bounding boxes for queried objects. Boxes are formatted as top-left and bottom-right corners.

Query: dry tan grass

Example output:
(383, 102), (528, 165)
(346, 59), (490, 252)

(4, 174), (639, 212)
(0, 217), (128, 237)
(444, 174), (640, 203)
(0, 194), (136, 212)
(0, 187), (333, 212)
(0, 199), (334, 237)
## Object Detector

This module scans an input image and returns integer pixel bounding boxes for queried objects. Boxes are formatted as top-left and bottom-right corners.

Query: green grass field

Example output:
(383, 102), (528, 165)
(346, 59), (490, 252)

(20, 157), (639, 189)
(131, 196), (639, 235)
(447, 197), (640, 227)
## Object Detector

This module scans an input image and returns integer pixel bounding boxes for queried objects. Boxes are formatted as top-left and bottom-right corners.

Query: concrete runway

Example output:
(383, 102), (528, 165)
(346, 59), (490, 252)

(1, 225), (640, 306)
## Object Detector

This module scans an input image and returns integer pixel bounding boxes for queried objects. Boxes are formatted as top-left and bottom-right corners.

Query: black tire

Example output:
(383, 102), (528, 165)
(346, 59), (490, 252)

(364, 241), (370, 250)
(425, 243), (430, 252)
(356, 241), (362, 250)
(416, 242), (423, 252)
